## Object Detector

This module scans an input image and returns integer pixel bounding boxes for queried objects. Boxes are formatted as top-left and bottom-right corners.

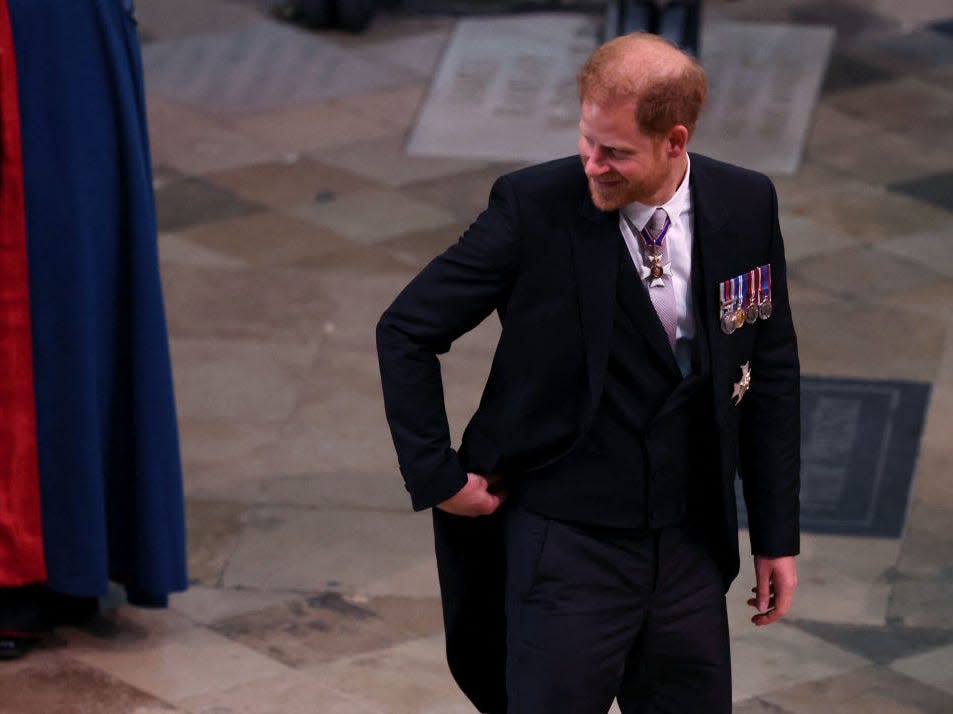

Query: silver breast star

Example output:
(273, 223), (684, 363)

(732, 361), (752, 406)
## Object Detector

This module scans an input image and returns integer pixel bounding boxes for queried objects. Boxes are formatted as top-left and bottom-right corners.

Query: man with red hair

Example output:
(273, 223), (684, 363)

(379, 32), (800, 713)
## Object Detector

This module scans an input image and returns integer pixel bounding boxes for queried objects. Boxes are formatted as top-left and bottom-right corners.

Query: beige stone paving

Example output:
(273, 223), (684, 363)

(9, 1), (953, 712)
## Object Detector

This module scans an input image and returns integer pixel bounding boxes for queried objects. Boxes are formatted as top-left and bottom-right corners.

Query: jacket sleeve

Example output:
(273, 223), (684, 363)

(737, 177), (801, 558)
(376, 175), (521, 510)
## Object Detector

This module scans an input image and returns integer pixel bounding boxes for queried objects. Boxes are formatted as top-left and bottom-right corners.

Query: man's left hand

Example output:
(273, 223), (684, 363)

(748, 555), (797, 626)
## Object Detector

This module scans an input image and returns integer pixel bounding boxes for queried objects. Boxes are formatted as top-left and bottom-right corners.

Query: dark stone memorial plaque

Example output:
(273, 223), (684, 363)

(736, 377), (931, 538)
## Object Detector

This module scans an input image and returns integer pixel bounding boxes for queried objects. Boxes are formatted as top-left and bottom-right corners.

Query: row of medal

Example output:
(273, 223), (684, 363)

(719, 264), (773, 335)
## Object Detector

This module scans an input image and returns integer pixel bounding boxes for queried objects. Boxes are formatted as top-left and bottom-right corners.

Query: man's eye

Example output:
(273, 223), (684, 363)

(607, 148), (630, 159)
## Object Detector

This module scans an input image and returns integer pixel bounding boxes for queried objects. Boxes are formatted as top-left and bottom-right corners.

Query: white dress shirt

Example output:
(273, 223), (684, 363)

(618, 156), (695, 376)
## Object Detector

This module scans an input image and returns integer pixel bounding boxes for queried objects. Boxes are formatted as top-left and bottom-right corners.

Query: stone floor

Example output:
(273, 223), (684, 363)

(5, 0), (953, 712)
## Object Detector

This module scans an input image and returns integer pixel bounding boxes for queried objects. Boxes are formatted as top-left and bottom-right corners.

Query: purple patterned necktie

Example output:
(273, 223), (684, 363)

(641, 207), (677, 352)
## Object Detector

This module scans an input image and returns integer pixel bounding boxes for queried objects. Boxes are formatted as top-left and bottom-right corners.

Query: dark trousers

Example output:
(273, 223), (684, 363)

(504, 506), (731, 714)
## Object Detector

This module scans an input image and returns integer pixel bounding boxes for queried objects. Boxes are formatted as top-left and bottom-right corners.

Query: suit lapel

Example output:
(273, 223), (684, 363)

(571, 198), (619, 417)
(689, 156), (733, 379)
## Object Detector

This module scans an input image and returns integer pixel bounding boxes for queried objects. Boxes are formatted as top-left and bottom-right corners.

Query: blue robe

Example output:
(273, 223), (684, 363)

(8, 0), (187, 606)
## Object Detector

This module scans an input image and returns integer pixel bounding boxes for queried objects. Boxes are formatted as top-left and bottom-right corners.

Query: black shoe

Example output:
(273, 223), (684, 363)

(0, 636), (39, 660)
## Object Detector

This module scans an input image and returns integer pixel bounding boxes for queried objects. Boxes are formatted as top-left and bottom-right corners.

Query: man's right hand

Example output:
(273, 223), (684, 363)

(436, 472), (507, 517)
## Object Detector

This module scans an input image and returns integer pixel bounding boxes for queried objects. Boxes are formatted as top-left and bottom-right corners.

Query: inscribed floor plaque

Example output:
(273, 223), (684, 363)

(407, 16), (833, 174)
(737, 377), (931, 537)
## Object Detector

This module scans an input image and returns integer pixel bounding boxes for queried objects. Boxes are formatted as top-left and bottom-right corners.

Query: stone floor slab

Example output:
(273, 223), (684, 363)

(315, 134), (492, 188)
(143, 22), (424, 114)
(892, 642), (953, 696)
(134, 0), (261, 41)
(171, 585), (302, 626)
(787, 620), (953, 664)
(762, 664), (953, 713)
(155, 175), (265, 233)
(177, 670), (383, 714)
(63, 623), (290, 705)
(287, 187), (456, 242)
(794, 302), (945, 382)
(730, 623), (871, 702)
(877, 229), (953, 281)
(169, 212), (352, 269)
(203, 158), (376, 209)
(146, 97), (280, 175)
(170, 338), (317, 422)
(159, 233), (247, 269)
(222, 507), (435, 593)
(162, 263), (333, 341)
(211, 592), (416, 669)
(307, 635), (473, 714)
(691, 22), (835, 174)
(889, 170), (953, 213)
(0, 654), (178, 714)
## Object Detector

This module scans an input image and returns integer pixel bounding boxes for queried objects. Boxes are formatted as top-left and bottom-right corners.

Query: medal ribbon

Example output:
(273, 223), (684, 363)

(638, 215), (671, 251)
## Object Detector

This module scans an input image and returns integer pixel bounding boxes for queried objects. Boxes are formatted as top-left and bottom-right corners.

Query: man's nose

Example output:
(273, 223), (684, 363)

(584, 147), (609, 176)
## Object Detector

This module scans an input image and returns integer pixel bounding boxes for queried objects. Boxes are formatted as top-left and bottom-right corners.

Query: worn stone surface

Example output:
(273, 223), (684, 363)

(10, 2), (953, 712)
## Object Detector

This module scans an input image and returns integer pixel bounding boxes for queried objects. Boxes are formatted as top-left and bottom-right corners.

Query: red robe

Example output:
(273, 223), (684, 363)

(0, 0), (45, 586)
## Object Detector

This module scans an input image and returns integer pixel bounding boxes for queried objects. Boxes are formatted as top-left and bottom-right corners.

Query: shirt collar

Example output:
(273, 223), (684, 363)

(621, 154), (692, 231)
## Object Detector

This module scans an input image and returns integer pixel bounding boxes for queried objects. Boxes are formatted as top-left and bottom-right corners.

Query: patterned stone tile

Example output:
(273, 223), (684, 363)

(313, 134), (492, 188)
(185, 499), (247, 587)
(170, 337), (318, 421)
(142, 22), (425, 114)
(307, 635), (473, 714)
(808, 128), (953, 184)
(789, 0), (898, 41)
(171, 585), (301, 626)
(231, 100), (397, 155)
(888, 578), (953, 630)
(845, 27), (953, 74)
(202, 158), (375, 209)
(162, 263), (334, 341)
(734, 700), (796, 714)
(822, 52), (896, 93)
(159, 233), (247, 269)
(376, 223), (472, 270)
(134, 0), (261, 41)
(211, 592), (414, 668)
(177, 670), (383, 714)
(178, 418), (288, 495)
(826, 78), (953, 143)
(330, 84), (430, 135)
(222, 507), (435, 592)
(779, 213), (863, 264)
(146, 97), (280, 175)
(789, 245), (944, 302)
(793, 301), (944, 382)
(783, 182), (953, 244)
(788, 534), (899, 626)
(787, 620), (953, 664)
(761, 665), (953, 713)
(170, 213), (352, 269)
(400, 165), (524, 223)
(185, 471), (410, 513)
(889, 171), (953, 213)
(892, 642), (953, 697)
(877, 229), (953, 281)
(155, 176), (265, 232)
(63, 623), (290, 705)
(731, 622), (870, 701)
(0, 654), (177, 714)
(284, 187), (457, 243)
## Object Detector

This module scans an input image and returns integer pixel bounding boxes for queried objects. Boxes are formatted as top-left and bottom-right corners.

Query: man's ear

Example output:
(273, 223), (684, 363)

(666, 125), (689, 157)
